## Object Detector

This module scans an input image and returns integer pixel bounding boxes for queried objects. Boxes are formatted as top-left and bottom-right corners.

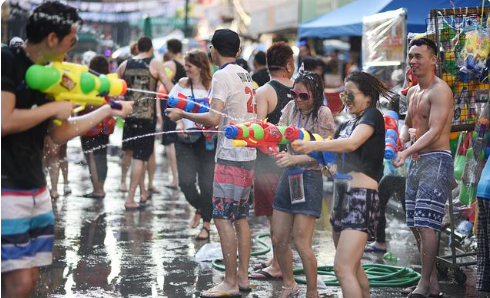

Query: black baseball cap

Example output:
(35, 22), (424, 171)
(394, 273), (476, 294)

(211, 29), (240, 57)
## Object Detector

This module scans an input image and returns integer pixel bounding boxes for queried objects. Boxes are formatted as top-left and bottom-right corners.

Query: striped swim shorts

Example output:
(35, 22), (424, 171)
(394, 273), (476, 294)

(212, 159), (255, 222)
(405, 151), (453, 231)
(1, 186), (55, 273)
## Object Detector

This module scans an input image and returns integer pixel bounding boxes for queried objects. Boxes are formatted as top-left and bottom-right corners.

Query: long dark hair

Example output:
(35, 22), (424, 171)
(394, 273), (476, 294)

(184, 49), (212, 90)
(293, 71), (324, 122)
(345, 72), (396, 109)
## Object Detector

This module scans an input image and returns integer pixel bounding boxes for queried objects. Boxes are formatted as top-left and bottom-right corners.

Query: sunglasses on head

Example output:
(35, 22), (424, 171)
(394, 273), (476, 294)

(290, 89), (310, 101)
(409, 38), (438, 54)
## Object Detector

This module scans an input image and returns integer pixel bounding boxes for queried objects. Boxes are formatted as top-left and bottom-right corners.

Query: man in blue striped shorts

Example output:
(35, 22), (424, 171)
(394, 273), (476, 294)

(1, 2), (133, 296)
(394, 38), (454, 298)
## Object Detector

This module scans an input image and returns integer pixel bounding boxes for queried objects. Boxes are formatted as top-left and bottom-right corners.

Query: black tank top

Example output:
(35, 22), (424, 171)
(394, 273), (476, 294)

(172, 60), (186, 85)
(255, 80), (293, 175)
(122, 57), (158, 121)
(266, 80), (293, 124)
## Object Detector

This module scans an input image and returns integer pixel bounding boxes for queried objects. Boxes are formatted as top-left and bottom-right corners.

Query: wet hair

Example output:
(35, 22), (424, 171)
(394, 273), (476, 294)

(89, 55), (109, 75)
(167, 39), (183, 54)
(345, 72), (397, 109)
(254, 51), (266, 66)
(138, 36), (153, 53)
(293, 71), (325, 122)
(184, 49), (212, 90)
(266, 42), (294, 72)
(409, 37), (438, 57)
(26, 1), (82, 44)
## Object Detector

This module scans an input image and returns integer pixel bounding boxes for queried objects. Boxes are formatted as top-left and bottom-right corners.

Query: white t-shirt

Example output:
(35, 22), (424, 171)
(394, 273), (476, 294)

(210, 63), (257, 161)
(168, 82), (209, 130)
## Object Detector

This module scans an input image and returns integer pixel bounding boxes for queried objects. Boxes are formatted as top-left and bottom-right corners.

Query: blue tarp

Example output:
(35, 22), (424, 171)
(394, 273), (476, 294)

(298, 0), (484, 39)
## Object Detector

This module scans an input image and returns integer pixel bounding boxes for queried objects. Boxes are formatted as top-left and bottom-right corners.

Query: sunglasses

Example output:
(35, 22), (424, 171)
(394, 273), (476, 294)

(290, 89), (310, 101)
(339, 91), (360, 103)
(409, 38), (438, 54)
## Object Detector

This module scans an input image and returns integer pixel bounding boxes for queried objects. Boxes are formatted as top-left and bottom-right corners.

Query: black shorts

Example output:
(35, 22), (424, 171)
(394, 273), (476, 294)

(81, 135), (109, 154)
(122, 118), (156, 161)
(330, 184), (380, 240)
(161, 116), (177, 145)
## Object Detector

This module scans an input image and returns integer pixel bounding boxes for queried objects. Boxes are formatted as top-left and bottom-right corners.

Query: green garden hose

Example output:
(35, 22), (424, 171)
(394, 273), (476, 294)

(293, 264), (420, 287)
(211, 233), (420, 287)
(212, 232), (271, 271)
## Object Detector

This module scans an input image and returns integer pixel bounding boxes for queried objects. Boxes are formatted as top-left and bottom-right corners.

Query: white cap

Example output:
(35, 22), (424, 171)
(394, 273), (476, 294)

(82, 51), (97, 65)
(9, 37), (24, 48)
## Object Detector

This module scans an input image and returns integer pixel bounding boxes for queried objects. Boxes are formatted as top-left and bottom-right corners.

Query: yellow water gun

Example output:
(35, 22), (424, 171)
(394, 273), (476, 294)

(25, 61), (127, 124)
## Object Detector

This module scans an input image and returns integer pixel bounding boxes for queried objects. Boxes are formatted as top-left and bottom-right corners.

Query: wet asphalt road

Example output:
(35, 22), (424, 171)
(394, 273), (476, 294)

(32, 130), (488, 298)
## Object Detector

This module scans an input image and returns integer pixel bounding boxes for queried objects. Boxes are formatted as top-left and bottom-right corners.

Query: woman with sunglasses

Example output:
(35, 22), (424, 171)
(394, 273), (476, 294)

(272, 71), (335, 298)
(293, 72), (396, 298)
(171, 49), (215, 240)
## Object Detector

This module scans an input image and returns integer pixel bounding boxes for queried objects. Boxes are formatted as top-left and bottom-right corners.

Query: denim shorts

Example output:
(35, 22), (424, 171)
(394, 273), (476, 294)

(273, 169), (323, 218)
(330, 184), (380, 240)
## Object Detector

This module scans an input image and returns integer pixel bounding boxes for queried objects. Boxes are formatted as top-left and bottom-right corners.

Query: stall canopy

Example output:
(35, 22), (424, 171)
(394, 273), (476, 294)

(298, 0), (484, 39)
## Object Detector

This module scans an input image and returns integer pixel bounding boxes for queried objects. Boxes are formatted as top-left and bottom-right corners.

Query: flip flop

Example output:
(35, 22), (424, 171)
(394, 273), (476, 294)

(249, 269), (282, 280)
(238, 286), (252, 292)
(364, 243), (387, 253)
(407, 293), (428, 298)
(165, 184), (179, 190)
(428, 293), (444, 298)
(195, 226), (210, 240)
(401, 285), (417, 295)
(82, 193), (105, 199)
(200, 289), (241, 297)
(252, 262), (268, 271)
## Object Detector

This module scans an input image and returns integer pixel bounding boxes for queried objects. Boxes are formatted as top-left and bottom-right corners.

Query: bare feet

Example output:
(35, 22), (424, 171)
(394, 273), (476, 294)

(63, 183), (72, 195)
(50, 190), (59, 200)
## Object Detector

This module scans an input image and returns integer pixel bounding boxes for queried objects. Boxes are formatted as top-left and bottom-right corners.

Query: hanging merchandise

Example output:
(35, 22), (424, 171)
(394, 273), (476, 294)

(458, 26), (490, 75)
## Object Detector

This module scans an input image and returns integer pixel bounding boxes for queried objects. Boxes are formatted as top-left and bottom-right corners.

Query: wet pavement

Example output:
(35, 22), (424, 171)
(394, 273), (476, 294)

(33, 129), (488, 298)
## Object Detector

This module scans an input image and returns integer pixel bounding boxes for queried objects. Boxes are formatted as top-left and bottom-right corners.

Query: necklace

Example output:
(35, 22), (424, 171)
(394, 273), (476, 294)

(410, 75), (436, 139)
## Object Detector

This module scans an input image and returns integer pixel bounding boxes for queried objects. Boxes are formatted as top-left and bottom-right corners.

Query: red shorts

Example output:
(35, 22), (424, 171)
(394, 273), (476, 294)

(253, 173), (280, 217)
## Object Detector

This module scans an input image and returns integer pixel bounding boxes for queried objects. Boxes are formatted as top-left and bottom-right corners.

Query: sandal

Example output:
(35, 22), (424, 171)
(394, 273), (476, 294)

(195, 226), (210, 240)
(401, 285), (417, 295)
(281, 284), (300, 298)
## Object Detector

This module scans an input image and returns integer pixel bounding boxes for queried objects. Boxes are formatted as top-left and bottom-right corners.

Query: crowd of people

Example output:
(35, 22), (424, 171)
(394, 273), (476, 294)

(2, 2), (490, 298)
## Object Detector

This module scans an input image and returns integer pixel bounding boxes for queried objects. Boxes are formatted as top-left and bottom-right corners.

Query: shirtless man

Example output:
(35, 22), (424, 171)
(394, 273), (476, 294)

(393, 38), (454, 298)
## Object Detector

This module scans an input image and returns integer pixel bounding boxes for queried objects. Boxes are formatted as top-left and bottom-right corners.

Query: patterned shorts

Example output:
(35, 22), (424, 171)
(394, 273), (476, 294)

(1, 186), (54, 273)
(330, 183), (380, 240)
(405, 151), (453, 231)
(212, 159), (255, 222)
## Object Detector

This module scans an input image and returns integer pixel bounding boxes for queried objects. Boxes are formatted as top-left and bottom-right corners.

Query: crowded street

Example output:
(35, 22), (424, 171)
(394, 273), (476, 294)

(2, 1), (490, 298)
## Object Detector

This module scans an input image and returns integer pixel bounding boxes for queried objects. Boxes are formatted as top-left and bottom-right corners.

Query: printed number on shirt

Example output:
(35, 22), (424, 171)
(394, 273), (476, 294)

(245, 87), (257, 113)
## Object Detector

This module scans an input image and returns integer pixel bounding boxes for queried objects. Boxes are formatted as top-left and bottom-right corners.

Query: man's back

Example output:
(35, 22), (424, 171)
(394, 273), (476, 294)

(212, 63), (257, 161)
(122, 57), (157, 121)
